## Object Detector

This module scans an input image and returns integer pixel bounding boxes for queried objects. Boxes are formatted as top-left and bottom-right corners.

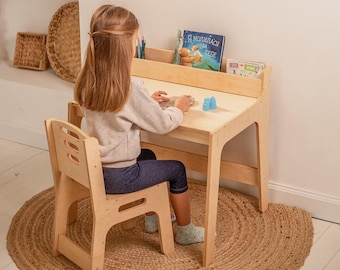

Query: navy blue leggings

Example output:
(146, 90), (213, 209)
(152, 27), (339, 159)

(103, 149), (188, 194)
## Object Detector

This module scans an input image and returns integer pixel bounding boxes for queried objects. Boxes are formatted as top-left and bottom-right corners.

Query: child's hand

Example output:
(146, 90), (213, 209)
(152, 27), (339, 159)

(151, 90), (170, 103)
(175, 95), (191, 113)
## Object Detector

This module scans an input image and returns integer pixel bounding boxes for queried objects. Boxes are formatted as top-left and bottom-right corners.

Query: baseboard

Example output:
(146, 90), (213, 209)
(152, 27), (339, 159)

(268, 182), (340, 224)
(189, 171), (340, 224)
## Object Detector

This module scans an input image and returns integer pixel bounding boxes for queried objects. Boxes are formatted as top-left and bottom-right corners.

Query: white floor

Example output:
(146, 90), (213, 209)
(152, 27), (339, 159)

(0, 139), (339, 270)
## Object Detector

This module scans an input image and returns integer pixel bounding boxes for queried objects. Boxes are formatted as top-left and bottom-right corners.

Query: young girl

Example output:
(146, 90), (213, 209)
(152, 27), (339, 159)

(74, 5), (204, 245)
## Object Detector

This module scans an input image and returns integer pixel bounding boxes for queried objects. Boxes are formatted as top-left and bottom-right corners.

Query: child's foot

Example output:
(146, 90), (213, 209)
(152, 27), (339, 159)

(145, 213), (177, 234)
(175, 222), (204, 245)
(145, 214), (158, 233)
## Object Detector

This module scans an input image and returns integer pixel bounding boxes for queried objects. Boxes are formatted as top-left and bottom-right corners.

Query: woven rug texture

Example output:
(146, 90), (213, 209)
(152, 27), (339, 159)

(7, 180), (313, 269)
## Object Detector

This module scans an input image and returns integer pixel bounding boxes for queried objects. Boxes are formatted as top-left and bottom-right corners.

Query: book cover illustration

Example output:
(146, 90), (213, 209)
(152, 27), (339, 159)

(174, 30), (225, 72)
(226, 59), (266, 78)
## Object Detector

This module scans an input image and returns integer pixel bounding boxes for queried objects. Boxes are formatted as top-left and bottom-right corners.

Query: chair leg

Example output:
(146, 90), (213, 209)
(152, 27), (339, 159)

(53, 176), (89, 256)
(52, 196), (69, 256)
(155, 184), (175, 254)
(157, 212), (175, 254)
(90, 224), (110, 270)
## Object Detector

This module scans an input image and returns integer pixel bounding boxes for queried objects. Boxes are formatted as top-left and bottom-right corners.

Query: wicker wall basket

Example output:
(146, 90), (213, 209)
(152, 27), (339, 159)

(13, 32), (48, 71)
(46, 1), (81, 83)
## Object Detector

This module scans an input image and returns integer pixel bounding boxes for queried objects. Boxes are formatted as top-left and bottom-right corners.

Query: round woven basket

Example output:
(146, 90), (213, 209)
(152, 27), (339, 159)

(47, 2), (81, 82)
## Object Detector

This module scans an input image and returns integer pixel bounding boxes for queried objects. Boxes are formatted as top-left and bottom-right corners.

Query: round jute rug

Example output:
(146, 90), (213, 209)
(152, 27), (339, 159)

(7, 180), (313, 270)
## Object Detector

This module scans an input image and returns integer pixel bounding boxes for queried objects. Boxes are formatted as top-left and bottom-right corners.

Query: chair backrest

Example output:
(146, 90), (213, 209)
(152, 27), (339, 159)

(68, 100), (84, 127)
(45, 118), (105, 196)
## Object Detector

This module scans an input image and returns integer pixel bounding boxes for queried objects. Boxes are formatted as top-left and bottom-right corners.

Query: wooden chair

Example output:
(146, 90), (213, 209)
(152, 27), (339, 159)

(45, 118), (174, 270)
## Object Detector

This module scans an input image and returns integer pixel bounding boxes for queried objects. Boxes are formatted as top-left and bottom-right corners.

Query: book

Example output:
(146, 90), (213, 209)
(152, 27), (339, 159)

(173, 29), (225, 72)
(226, 59), (266, 78)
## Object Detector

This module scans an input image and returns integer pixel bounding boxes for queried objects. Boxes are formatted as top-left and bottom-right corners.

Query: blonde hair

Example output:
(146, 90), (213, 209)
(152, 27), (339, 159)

(74, 5), (139, 112)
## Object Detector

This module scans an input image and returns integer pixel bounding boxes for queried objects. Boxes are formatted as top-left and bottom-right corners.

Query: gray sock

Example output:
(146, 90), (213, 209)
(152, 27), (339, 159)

(145, 213), (177, 234)
(145, 214), (158, 233)
(175, 222), (205, 245)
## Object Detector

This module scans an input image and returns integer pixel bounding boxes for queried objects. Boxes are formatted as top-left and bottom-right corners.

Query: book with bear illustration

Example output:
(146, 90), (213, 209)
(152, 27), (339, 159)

(173, 29), (225, 72)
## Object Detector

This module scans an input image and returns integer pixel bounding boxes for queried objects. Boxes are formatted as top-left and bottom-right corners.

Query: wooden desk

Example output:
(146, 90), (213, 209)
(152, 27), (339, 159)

(132, 48), (272, 267)
(68, 48), (271, 267)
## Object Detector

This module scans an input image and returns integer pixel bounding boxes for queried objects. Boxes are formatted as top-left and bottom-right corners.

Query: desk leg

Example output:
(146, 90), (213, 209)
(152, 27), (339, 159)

(203, 140), (221, 267)
(256, 120), (269, 213)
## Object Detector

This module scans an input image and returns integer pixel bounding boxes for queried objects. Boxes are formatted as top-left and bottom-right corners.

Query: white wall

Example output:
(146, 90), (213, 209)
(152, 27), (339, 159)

(1, 0), (339, 223)
(0, 0), (75, 148)
(0, 0), (72, 60)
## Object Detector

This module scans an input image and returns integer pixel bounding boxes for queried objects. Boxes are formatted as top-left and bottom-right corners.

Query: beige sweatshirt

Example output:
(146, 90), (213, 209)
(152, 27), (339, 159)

(82, 77), (183, 168)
